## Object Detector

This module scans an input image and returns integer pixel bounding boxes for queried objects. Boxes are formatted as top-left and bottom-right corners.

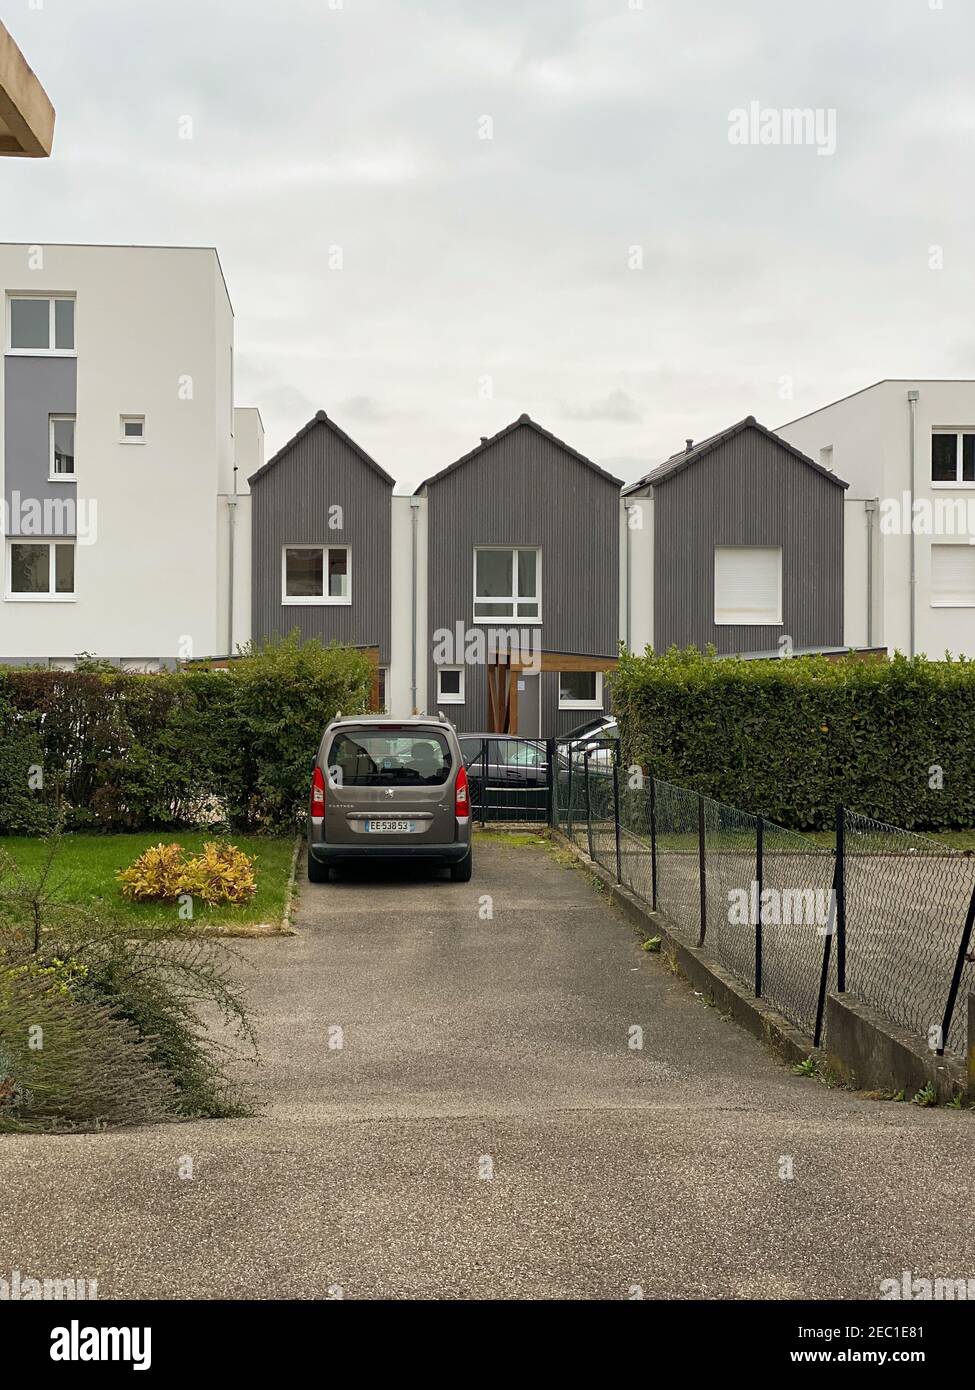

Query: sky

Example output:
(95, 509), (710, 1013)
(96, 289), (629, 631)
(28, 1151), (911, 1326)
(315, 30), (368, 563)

(3, 0), (974, 490)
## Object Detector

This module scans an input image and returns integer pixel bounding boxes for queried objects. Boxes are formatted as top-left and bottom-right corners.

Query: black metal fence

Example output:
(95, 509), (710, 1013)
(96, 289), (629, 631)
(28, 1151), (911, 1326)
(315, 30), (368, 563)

(463, 737), (555, 825)
(554, 743), (975, 1059)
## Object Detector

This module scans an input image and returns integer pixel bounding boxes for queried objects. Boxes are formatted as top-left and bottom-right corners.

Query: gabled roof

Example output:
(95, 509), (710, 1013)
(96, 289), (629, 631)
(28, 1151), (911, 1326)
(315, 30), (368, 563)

(414, 413), (624, 493)
(621, 415), (848, 495)
(248, 410), (394, 488)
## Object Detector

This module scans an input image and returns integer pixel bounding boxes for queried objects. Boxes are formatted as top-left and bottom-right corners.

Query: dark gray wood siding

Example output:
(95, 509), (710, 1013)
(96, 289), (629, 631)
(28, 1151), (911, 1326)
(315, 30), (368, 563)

(425, 423), (619, 736)
(250, 420), (391, 662)
(651, 427), (843, 654)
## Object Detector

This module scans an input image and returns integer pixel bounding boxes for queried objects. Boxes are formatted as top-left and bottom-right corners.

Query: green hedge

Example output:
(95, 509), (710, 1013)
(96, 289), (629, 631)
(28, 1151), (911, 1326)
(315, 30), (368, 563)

(0, 635), (372, 834)
(610, 647), (975, 831)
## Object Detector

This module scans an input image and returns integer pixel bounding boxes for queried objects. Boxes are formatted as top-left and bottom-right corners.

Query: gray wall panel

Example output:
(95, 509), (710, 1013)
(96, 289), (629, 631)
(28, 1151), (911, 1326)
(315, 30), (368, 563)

(4, 356), (78, 535)
(426, 423), (619, 736)
(652, 429), (844, 654)
(250, 421), (391, 662)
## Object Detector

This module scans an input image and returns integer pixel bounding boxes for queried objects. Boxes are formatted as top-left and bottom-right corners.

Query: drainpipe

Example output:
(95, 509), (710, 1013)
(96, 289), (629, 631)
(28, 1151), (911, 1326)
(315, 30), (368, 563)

(908, 389), (919, 657)
(864, 498), (876, 648)
(623, 500), (633, 649)
(410, 496), (420, 712)
(227, 461), (238, 657)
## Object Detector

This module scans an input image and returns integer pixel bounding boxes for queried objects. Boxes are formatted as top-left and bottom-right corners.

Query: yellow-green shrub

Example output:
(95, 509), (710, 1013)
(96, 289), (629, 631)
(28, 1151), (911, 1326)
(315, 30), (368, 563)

(117, 843), (187, 901)
(183, 842), (257, 906)
(116, 841), (257, 907)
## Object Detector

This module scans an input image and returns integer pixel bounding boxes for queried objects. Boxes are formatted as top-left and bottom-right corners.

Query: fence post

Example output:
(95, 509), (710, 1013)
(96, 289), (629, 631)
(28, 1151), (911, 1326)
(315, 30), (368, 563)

(566, 746), (574, 838)
(813, 914), (834, 1048)
(584, 751), (594, 860)
(612, 750), (622, 884)
(835, 804), (846, 992)
(697, 792), (707, 948)
(480, 738), (488, 827)
(755, 816), (764, 998)
(938, 879), (975, 1057)
(545, 737), (556, 829)
(649, 771), (658, 912)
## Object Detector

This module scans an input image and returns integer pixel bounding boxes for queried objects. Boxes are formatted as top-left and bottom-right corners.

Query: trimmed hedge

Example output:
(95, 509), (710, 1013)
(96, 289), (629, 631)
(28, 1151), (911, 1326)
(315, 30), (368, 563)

(0, 635), (372, 834)
(610, 646), (975, 831)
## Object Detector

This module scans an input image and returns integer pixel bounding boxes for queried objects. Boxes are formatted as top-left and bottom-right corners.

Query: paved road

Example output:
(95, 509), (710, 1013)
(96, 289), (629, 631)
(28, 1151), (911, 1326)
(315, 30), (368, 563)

(3, 839), (974, 1300)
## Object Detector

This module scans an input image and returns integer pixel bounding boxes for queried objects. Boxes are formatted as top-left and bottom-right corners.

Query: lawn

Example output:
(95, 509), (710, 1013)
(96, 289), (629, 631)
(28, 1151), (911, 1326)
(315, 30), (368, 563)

(0, 833), (298, 935)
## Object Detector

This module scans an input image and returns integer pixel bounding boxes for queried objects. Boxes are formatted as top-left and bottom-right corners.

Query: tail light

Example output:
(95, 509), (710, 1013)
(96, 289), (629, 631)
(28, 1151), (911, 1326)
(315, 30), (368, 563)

(310, 764), (326, 821)
(454, 763), (470, 823)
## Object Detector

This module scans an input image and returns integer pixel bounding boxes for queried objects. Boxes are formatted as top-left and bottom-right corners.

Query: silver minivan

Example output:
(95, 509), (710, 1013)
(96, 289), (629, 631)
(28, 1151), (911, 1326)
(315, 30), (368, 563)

(306, 715), (473, 883)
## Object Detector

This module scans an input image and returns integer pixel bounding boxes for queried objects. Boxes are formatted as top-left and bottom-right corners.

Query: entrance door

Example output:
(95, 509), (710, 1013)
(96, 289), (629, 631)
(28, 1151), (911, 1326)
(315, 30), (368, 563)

(515, 673), (540, 738)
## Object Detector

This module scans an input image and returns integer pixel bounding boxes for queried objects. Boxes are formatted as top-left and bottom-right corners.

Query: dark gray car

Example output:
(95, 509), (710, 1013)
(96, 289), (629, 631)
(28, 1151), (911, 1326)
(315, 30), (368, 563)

(307, 715), (473, 883)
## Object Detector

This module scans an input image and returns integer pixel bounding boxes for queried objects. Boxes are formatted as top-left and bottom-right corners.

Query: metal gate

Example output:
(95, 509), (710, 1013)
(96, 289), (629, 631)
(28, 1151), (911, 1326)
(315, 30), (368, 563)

(463, 736), (554, 824)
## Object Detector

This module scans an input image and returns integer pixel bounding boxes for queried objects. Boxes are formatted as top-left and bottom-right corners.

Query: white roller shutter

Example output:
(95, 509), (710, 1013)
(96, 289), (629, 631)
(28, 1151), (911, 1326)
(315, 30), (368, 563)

(714, 546), (782, 625)
(931, 544), (975, 605)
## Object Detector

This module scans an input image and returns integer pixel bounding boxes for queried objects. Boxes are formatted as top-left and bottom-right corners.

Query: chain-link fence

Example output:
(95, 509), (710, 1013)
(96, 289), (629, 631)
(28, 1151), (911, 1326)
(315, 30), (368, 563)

(552, 744), (975, 1058)
(843, 812), (975, 1056)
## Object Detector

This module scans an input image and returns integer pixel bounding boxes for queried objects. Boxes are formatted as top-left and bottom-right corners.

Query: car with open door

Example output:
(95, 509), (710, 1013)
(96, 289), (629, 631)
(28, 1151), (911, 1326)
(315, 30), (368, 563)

(307, 715), (473, 883)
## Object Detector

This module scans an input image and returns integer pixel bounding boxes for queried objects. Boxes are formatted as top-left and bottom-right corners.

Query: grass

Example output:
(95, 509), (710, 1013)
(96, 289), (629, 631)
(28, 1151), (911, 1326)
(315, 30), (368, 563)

(0, 833), (297, 936)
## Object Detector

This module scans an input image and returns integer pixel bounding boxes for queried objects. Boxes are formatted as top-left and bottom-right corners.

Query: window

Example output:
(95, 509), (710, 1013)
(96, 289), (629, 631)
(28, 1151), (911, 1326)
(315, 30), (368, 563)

(932, 432), (975, 485)
(327, 730), (452, 787)
(121, 415), (146, 444)
(437, 666), (465, 704)
(49, 658), (77, 672)
(714, 546), (782, 625)
(282, 545), (350, 604)
(50, 415), (75, 479)
(558, 670), (603, 709)
(474, 547), (540, 621)
(8, 296), (75, 353)
(7, 540), (75, 599)
(931, 545), (975, 606)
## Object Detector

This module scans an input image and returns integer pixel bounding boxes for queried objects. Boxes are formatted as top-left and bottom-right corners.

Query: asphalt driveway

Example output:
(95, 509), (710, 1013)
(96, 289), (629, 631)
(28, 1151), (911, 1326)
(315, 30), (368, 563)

(3, 837), (974, 1300)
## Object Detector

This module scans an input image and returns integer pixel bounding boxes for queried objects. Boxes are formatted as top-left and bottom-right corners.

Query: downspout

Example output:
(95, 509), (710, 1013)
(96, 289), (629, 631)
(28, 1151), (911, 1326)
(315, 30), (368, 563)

(864, 498), (876, 648)
(227, 461), (238, 657)
(623, 500), (633, 649)
(908, 389), (919, 658)
(410, 495), (420, 712)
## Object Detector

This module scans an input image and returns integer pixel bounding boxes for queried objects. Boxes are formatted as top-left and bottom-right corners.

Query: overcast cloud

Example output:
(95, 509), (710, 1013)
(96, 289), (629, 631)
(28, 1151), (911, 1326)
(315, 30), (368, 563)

(3, 0), (973, 488)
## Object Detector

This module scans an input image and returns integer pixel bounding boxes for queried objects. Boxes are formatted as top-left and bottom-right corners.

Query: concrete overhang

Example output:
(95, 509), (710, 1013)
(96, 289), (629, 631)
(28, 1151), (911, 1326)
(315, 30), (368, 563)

(0, 21), (55, 157)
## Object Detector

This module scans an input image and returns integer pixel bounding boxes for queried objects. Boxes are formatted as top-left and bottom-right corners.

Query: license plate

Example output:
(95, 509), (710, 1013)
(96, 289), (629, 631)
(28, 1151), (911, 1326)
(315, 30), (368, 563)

(365, 819), (415, 833)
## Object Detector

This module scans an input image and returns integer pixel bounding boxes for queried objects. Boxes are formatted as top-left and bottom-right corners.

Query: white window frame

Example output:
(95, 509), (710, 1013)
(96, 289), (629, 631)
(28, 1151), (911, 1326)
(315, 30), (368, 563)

(930, 543), (975, 608)
(558, 670), (603, 710)
(931, 430), (975, 489)
(714, 545), (783, 626)
(472, 545), (542, 624)
(281, 544), (352, 606)
(6, 294), (76, 356)
(120, 415), (146, 444)
(49, 414), (76, 481)
(437, 665), (465, 705)
(6, 539), (76, 602)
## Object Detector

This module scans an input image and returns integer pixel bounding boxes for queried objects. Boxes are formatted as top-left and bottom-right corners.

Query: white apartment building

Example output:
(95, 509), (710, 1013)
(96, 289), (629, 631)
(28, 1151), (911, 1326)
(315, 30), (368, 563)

(779, 380), (975, 660)
(0, 243), (260, 668)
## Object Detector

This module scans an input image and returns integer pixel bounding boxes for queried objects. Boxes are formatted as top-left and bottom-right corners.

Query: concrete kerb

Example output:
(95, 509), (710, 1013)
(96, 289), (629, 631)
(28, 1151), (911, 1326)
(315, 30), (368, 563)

(552, 829), (814, 1069)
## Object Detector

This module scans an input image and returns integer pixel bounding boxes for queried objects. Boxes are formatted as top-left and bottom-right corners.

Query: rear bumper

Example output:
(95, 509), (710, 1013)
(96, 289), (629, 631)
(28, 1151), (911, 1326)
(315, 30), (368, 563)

(309, 839), (471, 866)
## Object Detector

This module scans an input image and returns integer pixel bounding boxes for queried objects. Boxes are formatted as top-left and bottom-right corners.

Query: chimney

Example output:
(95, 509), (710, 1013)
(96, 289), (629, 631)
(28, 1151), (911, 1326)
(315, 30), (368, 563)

(480, 436), (488, 445)
(685, 438), (694, 453)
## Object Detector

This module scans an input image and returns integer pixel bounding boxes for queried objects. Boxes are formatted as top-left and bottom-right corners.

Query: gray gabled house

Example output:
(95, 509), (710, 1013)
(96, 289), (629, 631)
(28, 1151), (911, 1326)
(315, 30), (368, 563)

(249, 410), (393, 701)
(623, 417), (848, 657)
(414, 414), (623, 737)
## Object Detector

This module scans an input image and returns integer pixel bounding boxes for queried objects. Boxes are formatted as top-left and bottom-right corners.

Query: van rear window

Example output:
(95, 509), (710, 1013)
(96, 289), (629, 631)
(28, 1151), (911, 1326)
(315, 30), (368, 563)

(328, 731), (453, 786)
